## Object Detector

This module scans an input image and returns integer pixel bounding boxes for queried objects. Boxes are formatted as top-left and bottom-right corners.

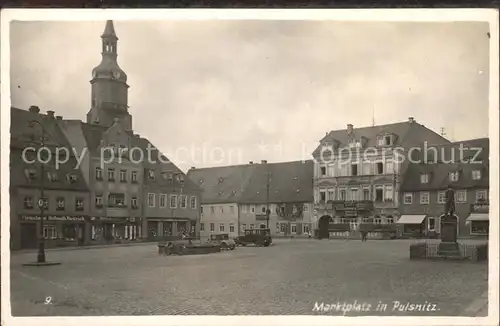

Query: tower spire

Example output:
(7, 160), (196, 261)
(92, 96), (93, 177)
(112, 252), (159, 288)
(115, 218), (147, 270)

(102, 20), (117, 39)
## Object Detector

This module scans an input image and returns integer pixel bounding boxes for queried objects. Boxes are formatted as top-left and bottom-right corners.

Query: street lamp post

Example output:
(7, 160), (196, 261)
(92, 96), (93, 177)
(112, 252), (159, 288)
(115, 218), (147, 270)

(265, 171), (271, 229)
(29, 120), (47, 263)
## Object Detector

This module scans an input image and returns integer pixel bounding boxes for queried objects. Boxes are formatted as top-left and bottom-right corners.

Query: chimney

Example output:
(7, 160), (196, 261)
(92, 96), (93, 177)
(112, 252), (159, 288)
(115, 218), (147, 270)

(47, 110), (55, 119)
(56, 116), (63, 120)
(261, 160), (267, 164)
(29, 105), (40, 113)
(135, 134), (140, 138)
(190, 166), (196, 170)
(408, 117), (415, 123)
(347, 124), (354, 134)
(249, 161), (254, 164)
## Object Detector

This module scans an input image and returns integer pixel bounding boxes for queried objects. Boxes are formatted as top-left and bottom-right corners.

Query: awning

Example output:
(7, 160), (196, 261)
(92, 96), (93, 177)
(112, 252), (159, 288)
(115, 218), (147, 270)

(466, 214), (489, 222)
(397, 215), (426, 224)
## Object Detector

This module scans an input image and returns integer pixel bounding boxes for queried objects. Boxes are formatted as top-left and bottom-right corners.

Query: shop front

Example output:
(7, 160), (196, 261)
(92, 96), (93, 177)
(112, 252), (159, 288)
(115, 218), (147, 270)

(146, 218), (192, 240)
(18, 215), (86, 249)
(396, 215), (426, 238)
(89, 216), (141, 244)
(467, 203), (489, 236)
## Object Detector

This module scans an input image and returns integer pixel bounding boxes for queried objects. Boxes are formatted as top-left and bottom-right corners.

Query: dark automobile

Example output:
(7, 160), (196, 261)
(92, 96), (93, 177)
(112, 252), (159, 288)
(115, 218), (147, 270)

(234, 228), (272, 247)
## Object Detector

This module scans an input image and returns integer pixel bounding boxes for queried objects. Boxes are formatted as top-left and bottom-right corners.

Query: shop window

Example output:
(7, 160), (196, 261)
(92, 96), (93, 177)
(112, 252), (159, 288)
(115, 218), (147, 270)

(43, 225), (59, 239)
(471, 221), (489, 235)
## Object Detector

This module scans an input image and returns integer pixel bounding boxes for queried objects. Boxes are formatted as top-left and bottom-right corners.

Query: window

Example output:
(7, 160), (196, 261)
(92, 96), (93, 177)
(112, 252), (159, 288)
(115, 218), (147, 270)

(180, 195), (187, 208)
(420, 192), (430, 205)
(304, 224), (310, 234)
(190, 196), (197, 209)
(261, 206), (266, 213)
(320, 190), (326, 202)
(476, 190), (487, 202)
(219, 224), (225, 232)
(95, 167), (103, 180)
(385, 160), (394, 174)
(404, 192), (413, 204)
(320, 166), (326, 176)
(384, 135), (393, 146)
(250, 224), (255, 229)
(108, 193), (125, 207)
(107, 168), (115, 181)
(199, 223), (204, 231)
(170, 195), (178, 208)
(24, 196), (34, 209)
(420, 173), (429, 184)
(437, 191), (446, 204)
(177, 174), (185, 184)
(47, 172), (58, 182)
(131, 171), (138, 183)
(375, 187), (383, 202)
(351, 164), (358, 176)
(303, 203), (309, 212)
(210, 223), (215, 232)
(339, 189), (346, 201)
(148, 193), (155, 207)
(472, 170), (482, 180)
(67, 174), (77, 184)
(148, 169), (155, 180)
(280, 223), (286, 233)
(362, 161), (371, 175)
(119, 170), (127, 182)
(377, 137), (385, 146)
(428, 217), (436, 231)
(131, 197), (138, 209)
(455, 190), (467, 203)
(210, 206), (215, 214)
(384, 185), (393, 202)
(56, 197), (65, 211)
(242, 205), (247, 213)
(363, 189), (370, 201)
(75, 198), (84, 211)
(95, 195), (103, 208)
(327, 189), (335, 201)
(159, 194), (167, 208)
(376, 162), (384, 174)
(291, 224), (297, 233)
(350, 188), (358, 201)
(471, 221), (489, 235)
(43, 225), (59, 240)
(449, 171), (459, 182)
(226, 223), (233, 233)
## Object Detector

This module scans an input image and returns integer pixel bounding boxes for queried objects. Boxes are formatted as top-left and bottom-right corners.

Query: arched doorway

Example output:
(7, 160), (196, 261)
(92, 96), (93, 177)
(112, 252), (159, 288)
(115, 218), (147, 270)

(318, 215), (331, 239)
(439, 214), (459, 238)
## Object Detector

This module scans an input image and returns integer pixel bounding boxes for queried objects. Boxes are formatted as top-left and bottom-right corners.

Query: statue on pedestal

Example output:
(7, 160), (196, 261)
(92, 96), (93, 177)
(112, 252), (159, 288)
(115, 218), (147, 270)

(444, 186), (456, 220)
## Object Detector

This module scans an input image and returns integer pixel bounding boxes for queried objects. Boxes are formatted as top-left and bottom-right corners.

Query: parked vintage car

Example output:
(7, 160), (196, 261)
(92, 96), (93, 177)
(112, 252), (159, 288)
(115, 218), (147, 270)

(207, 233), (236, 250)
(234, 228), (272, 247)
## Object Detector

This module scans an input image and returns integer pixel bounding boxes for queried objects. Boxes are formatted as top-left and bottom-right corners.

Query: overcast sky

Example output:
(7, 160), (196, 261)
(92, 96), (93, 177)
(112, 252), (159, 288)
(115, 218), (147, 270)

(10, 20), (490, 172)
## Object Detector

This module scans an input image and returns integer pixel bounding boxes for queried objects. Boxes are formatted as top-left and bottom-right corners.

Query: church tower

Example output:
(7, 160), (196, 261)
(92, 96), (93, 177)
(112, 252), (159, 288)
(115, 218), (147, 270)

(87, 20), (132, 130)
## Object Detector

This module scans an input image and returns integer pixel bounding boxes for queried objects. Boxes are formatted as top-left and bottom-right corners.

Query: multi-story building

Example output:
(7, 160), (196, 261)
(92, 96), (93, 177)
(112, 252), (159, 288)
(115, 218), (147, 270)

(10, 106), (91, 250)
(312, 118), (450, 238)
(12, 20), (200, 247)
(398, 138), (489, 238)
(188, 160), (314, 239)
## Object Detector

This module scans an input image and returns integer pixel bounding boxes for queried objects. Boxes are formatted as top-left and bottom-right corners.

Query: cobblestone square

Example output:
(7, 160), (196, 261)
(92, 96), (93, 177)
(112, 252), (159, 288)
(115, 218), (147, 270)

(10, 239), (488, 316)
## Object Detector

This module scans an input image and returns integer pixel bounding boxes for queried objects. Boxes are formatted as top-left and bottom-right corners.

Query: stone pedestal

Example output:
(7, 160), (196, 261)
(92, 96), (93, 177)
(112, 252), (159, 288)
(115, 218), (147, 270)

(438, 219), (461, 258)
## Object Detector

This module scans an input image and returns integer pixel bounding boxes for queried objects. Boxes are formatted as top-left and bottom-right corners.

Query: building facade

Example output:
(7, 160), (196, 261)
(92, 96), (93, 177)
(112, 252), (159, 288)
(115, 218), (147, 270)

(10, 107), (91, 250)
(312, 118), (450, 237)
(11, 20), (200, 248)
(398, 138), (489, 238)
(188, 160), (314, 239)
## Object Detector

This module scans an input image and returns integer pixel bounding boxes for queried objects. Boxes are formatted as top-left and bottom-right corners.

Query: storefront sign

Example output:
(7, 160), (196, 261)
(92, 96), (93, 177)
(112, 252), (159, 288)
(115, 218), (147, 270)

(471, 203), (489, 213)
(90, 216), (128, 223)
(331, 201), (374, 212)
(21, 215), (85, 221)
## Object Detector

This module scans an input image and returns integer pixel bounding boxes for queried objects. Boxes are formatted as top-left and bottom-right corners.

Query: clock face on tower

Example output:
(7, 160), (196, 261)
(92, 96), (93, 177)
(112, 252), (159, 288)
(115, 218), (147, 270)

(113, 71), (121, 79)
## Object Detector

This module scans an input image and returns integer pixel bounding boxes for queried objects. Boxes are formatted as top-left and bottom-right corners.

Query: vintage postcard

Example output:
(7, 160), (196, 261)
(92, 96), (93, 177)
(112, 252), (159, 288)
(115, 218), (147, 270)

(1, 8), (499, 326)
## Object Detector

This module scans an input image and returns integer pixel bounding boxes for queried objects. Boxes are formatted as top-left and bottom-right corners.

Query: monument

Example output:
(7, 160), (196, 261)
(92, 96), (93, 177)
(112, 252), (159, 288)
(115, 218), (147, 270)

(437, 186), (461, 258)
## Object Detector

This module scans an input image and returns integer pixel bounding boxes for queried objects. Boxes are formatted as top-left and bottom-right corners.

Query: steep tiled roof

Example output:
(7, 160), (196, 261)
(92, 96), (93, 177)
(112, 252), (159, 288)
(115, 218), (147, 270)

(10, 107), (89, 191)
(187, 160), (314, 205)
(312, 119), (449, 157)
(401, 138), (489, 192)
(240, 160), (314, 204)
(187, 164), (257, 204)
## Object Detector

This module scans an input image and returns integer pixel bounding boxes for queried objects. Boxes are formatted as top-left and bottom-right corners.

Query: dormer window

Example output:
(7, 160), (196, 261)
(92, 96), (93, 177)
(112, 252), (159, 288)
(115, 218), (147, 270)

(420, 173), (430, 184)
(472, 169), (482, 180)
(177, 174), (185, 184)
(67, 174), (77, 184)
(449, 171), (460, 182)
(348, 139), (361, 149)
(378, 134), (394, 146)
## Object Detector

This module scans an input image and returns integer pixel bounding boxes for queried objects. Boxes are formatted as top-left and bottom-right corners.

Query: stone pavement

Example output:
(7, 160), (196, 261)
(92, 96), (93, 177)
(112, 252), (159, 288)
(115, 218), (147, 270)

(9, 239), (488, 316)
